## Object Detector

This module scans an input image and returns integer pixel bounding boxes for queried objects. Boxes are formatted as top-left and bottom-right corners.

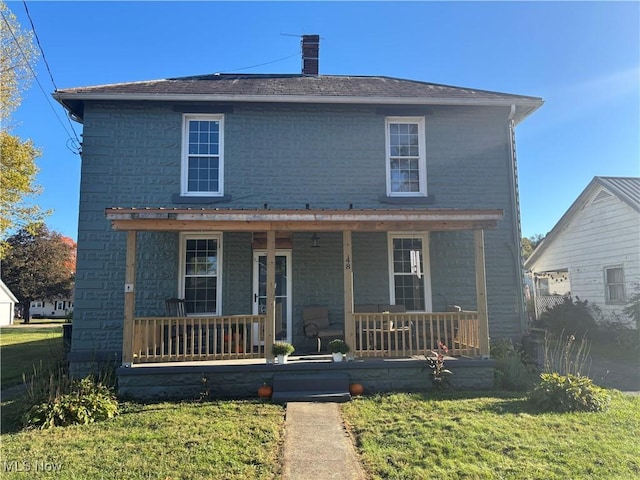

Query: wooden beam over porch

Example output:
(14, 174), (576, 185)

(106, 208), (503, 232)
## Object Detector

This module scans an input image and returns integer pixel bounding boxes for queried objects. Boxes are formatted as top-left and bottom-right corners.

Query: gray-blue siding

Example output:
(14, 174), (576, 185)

(70, 102), (524, 366)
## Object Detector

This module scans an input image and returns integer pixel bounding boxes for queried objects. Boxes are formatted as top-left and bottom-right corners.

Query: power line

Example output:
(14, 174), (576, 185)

(21, 1), (81, 152)
(1, 6), (81, 154)
(22, 0), (57, 90)
(216, 51), (301, 74)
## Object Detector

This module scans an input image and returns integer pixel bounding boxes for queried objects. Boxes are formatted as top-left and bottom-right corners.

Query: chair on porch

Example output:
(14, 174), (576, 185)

(302, 306), (343, 352)
(355, 304), (411, 351)
(165, 298), (187, 354)
(165, 298), (186, 317)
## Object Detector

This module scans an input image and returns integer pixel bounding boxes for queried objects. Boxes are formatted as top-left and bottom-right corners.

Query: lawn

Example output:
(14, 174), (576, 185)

(341, 391), (640, 480)
(2, 327), (638, 479)
(0, 327), (64, 389)
(1, 400), (286, 479)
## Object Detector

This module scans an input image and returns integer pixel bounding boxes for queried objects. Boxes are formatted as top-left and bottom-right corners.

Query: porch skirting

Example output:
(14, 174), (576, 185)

(116, 357), (496, 401)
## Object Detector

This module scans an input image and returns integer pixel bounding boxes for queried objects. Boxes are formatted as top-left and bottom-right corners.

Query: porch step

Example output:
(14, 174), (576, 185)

(271, 373), (351, 404)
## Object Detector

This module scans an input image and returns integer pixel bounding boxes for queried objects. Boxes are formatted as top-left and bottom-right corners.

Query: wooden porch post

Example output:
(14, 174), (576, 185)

(343, 230), (355, 359)
(265, 230), (276, 362)
(122, 231), (137, 366)
(474, 229), (490, 358)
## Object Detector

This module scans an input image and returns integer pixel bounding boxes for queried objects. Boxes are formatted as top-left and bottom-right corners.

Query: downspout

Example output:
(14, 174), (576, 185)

(507, 105), (528, 335)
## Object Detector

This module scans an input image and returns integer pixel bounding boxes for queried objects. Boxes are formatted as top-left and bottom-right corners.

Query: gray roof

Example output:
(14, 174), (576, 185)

(595, 177), (640, 212)
(524, 176), (640, 268)
(54, 73), (543, 123)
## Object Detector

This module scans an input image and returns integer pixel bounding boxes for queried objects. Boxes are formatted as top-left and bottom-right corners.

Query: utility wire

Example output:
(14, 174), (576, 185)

(216, 51), (301, 74)
(21, 1), (81, 152)
(22, 0), (57, 90)
(1, 7), (81, 154)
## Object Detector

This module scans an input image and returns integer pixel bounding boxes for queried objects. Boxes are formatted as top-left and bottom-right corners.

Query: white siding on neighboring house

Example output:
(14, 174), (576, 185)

(526, 178), (640, 322)
(30, 299), (74, 319)
(0, 280), (18, 326)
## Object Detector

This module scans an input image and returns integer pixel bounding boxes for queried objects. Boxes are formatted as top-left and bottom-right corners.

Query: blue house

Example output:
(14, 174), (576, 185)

(55, 36), (543, 398)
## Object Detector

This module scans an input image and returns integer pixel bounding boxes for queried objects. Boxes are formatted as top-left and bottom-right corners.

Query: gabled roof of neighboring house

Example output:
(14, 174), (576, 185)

(53, 73), (543, 124)
(524, 176), (640, 268)
(0, 279), (18, 303)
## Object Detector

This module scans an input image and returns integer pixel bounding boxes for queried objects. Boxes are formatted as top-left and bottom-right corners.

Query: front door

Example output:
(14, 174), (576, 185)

(253, 251), (292, 343)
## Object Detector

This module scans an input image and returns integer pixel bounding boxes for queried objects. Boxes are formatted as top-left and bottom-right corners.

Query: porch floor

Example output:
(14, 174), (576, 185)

(129, 353), (434, 368)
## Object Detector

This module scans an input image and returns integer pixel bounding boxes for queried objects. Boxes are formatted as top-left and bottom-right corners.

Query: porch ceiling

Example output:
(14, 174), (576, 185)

(105, 207), (503, 232)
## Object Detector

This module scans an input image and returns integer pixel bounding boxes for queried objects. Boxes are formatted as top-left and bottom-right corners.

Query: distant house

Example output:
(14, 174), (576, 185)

(0, 279), (18, 326)
(525, 177), (640, 322)
(53, 36), (544, 397)
(29, 298), (74, 319)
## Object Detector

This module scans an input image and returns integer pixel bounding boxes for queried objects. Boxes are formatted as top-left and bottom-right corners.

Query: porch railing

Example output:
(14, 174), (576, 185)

(131, 315), (266, 363)
(129, 311), (480, 363)
(354, 312), (480, 357)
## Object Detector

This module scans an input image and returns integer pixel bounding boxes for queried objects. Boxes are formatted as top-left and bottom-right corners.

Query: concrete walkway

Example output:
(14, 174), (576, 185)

(282, 402), (367, 480)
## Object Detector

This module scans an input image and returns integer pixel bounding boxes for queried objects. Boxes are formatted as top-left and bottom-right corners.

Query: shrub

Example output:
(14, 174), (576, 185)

(491, 338), (537, 391)
(622, 283), (640, 330)
(529, 372), (611, 412)
(23, 376), (119, 429)
(598, 315), (640, 352)
(538, 296), (598, 338)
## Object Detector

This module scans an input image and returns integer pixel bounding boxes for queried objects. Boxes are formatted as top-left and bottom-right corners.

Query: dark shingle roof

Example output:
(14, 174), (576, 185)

(54, 73), (543, 123)
(56, 73), (537, 100)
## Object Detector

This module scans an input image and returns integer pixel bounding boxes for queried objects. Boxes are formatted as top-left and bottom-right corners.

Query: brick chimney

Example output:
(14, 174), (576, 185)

(301, 35), (319, 76)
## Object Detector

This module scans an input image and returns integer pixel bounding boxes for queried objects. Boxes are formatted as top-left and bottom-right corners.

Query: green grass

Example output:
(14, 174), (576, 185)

(0, 327), (64, 389)
(20, 318), (68, 325)
(1, 400), (285, 479)
(342, 391), (640, 480)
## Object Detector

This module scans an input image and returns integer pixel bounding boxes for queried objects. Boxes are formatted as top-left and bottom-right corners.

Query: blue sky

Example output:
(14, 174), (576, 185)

(7, 1), (639, 241)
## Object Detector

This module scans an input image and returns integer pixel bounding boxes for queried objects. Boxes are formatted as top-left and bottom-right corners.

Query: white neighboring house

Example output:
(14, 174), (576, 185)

(0, 280), (18, 326)
(30, 298), (74, 319)
(525, 177), (640, 323)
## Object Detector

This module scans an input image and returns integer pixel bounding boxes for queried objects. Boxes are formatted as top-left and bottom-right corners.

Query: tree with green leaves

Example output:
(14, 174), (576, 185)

(0, 1), (45, 256)
(522, 233), (545, 260)
(0, 1), (38, 123)
(1, 224), (75, 323)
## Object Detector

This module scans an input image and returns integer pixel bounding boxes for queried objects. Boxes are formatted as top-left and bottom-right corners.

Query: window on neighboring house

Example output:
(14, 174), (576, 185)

(604, 266), (625, 304)
(537, 278), (550, 296)
(388, 234), (432, 311)
(56, 301), (64, 310)
(180, 234), (222, 315)
(385, 117), (426, 196)
(182, 115), (224, 196)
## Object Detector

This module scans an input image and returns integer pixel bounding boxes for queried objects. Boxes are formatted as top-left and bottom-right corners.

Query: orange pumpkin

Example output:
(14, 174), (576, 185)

(258, 384), (273, 399)
(349, 383), (364, 396)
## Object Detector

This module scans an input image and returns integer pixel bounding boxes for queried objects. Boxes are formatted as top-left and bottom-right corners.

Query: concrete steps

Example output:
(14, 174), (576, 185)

(272, 373), (351, 403)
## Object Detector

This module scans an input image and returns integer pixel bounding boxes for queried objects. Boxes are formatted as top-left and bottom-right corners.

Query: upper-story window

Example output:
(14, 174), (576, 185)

(385, 117), (426, 197)
(182, 114), (224, 196)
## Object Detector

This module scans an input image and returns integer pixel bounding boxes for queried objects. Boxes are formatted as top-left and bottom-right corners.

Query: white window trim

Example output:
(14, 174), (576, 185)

(179, 232), (223, 316)
(385, 116), (427, 197)
(387, 232), (433, 312)
(604, 265), (625, 304)
(181, 114), (225, 197)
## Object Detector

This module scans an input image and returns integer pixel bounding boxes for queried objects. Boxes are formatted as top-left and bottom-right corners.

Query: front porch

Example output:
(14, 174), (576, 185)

(109, 207), (500, 378)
